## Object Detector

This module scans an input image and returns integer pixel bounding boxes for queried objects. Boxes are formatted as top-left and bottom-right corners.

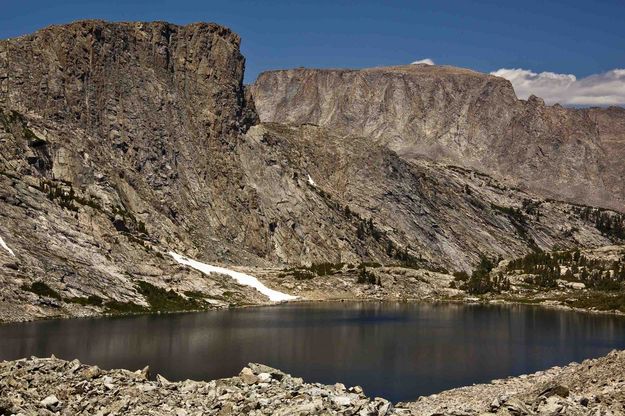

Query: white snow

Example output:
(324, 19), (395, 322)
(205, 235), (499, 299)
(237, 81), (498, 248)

(0, 234), (15, 256)
(169, 252), (297, 302)
(307, 174), (316, 186)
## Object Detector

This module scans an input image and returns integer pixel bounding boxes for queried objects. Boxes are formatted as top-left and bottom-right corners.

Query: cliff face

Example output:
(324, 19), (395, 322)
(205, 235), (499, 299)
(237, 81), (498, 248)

(1, 21), (624, 322)
(0, 21), (276, 321)
(241, 123), (617, 273)
(252, 65), (625, 211)
(0, 20), (266, 261)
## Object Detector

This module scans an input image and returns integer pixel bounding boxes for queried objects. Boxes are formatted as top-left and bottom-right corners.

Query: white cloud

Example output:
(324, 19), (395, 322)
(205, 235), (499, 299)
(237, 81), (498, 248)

(491, 67), (625, 106)
(411, 58), (434, 65)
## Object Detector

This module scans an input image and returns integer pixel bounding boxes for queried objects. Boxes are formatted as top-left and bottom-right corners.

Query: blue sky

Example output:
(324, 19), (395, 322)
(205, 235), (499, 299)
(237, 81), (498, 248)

(3, 0), (625, 105)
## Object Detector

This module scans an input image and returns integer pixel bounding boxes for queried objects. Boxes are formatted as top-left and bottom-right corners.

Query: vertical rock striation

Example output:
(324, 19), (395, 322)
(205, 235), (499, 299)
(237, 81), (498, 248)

(252, 65), (625, 211)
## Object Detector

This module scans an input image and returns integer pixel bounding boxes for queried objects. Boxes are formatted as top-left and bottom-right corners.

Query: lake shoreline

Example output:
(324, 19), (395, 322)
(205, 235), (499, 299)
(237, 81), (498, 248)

(1, 349), (624, 415)
(2, 292), (625, 326)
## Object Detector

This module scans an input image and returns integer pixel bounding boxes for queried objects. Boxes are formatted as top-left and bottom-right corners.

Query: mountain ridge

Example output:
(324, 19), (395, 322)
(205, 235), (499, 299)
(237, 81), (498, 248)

(252, 65), (625, 212)
(1, 20), (625, 322)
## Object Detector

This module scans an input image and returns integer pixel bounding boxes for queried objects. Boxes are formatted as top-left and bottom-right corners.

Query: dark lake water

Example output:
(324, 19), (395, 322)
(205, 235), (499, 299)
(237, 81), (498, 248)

(2, 302), (625, 402)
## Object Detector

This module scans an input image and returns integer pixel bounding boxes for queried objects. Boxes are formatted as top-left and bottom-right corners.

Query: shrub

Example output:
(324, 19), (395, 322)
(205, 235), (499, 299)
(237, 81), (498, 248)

(453, 271), (470, 281)
(105, 300), (147, 314)
(67, 295), (104, 306)
(21, 281), (61, 300)
(136, 281), (203, 312)
(357, 267), (380, 285)
(461, 257), (510, 294)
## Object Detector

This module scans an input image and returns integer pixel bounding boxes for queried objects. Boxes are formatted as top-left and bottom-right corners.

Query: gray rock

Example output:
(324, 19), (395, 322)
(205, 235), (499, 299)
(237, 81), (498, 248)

(40, 394), (59, 410)
(332, 395), (353, 407)
(239, 367), (259, 385)
(252, 66), (625, 212)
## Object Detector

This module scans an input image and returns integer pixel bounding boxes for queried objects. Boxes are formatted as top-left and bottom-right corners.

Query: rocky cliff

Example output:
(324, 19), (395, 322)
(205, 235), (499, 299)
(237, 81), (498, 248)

(0, 20), (274, 321)
(1, 21), (625, 322)
(252, 65), (625, 211)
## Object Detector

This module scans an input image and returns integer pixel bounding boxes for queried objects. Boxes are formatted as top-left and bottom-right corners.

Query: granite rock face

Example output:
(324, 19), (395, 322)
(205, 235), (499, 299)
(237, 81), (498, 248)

(241, 123), (619, 271)
(0, 20), (279, 321)
(1, 19), (263, 262)
(1, 21), (625, 322)
(252, 65), (625, 211)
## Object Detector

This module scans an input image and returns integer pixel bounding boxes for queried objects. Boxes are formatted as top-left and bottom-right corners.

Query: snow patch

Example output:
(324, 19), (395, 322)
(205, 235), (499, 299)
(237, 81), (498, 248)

(169, 252), (297, 302)
(307, 174), (316, 186)
(0, 234), (15, 256)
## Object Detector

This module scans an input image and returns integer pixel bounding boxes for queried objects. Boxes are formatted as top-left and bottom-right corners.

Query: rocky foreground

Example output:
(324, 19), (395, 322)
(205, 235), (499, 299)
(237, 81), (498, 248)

(1, 350), (625, 415)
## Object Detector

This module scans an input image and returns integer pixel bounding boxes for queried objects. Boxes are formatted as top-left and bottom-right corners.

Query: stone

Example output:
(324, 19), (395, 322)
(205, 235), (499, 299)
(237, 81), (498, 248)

(257, 372), (272, 383)
(40, 394), (59, 410)
(539, 384), (570, 398)
(239, 368), (259, 385)
(504, 398), (531, 415)
(82, 366), (101, 379)
(156, 374), (170, 386)
(334, 382), (346, 392)
(2, 20), (625, 326)
(331, 395), (352, 407)
(139, 366), (150, 380)
(3, 353), (625, 416)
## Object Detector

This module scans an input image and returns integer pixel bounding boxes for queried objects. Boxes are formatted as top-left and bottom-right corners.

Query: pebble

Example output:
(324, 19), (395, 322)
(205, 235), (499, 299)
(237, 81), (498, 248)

(2, 351), (625, 416)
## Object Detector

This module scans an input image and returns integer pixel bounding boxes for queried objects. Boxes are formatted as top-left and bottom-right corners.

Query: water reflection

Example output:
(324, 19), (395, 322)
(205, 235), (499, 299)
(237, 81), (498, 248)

(1, 302), (624, 402)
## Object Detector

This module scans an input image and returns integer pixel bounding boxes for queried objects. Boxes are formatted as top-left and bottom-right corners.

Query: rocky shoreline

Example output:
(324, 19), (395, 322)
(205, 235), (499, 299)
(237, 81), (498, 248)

(1, 350), (624, 415)
(2, 285), (624, 326)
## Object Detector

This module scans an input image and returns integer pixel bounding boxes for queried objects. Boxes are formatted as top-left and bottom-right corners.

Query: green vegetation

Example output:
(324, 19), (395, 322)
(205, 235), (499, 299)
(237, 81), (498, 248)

(310, 184), (434, 271)
(573, 206), (625, 240)
(568, 292), (625, 313)
(36, 178), (150, 243)
(490, 203), (539, 251)
(358, 262), (383, 269)
(66, 295), (104, 306)
(507, 249), (625, 291)
(452, 271), (469, 281)
(291, 270), (316, 280)
(522, 198), (542, 220)
(356, 266), (381, 285)
(284, 261), (385, 281)
(283, 262), (345, 280)
(105, 300), (147, 314)
(105, 283), (211, 315)
(37, 178), (103, 212)
(0, 110), (44, 144)
(21, 281), (61, 300)
(19, 278), (211, 315)
(136, 281), (204, 312)
(183, 290), (211, 300)
(453, 256), (510, 295)
(307, 262), (345, 276)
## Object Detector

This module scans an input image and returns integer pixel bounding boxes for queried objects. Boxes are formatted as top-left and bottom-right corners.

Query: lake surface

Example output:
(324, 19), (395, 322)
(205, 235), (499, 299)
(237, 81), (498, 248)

(2, 302), (625, 402)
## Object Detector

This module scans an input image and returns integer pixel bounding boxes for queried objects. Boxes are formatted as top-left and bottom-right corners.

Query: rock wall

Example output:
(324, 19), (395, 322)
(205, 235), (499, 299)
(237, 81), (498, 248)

(252, 65), (625, 211)
(1, 21), (624, 322)
(0, 20), (274, 260)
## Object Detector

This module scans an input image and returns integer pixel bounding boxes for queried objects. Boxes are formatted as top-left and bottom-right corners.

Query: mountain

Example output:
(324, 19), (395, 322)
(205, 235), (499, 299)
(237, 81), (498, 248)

(252, 65), (625, 211)
(1, 20), (624, 322)
(0, 20), (271, 321)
